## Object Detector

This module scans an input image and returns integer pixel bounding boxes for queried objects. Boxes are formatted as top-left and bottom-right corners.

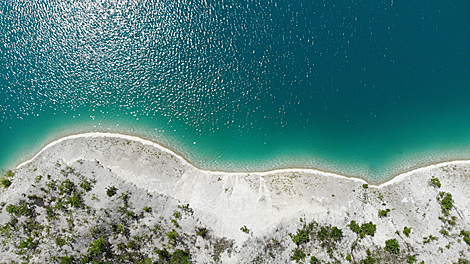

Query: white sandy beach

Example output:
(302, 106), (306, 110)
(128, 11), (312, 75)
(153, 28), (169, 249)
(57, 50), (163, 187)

(10, 132), (470, 263)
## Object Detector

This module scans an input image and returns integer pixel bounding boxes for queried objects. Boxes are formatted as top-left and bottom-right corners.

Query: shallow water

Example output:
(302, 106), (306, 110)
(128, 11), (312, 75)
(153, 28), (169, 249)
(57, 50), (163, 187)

(1, 0), (470, 182)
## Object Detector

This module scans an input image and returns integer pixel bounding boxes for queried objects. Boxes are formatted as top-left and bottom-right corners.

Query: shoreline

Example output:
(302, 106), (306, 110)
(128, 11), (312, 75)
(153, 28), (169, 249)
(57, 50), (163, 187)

(7, 131), (470, 263)
(13, 132), (470, 187)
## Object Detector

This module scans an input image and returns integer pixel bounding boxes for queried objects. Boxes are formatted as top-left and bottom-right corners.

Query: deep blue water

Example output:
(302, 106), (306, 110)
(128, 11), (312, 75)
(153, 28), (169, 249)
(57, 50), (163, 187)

(1, 0), (469, 182)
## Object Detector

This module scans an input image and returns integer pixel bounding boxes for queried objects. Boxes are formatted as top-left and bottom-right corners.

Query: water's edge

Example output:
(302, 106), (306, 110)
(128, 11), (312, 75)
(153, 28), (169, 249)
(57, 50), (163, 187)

(14, 132), (469, 186)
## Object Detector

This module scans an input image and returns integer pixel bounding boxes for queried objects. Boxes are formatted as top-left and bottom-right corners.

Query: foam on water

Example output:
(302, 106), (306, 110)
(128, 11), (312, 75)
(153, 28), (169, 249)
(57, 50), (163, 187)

(1, 0), (469, 183)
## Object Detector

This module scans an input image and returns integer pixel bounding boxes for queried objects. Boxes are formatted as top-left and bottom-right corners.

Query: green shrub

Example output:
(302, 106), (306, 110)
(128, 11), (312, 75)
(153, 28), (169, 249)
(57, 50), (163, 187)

(317, 226), (329, 241)
(346, 253), (352, 261)
(115, 223), (128, 235)
(59, 256), (74, 264)
(423, 235), (438, 244)
(156, 248), (171, 261)
(291, 248), (306, 263)
(166, 230), (179, 244)
(361, 222), (376, 236)
(311, 256), (321, 264)
(438, 192), (454, 215)
(385, 239), (399, 254)
(6, 203), (33, 217)
(331, 226), (343, 241)
(56, 237), (67, 247)
(196, 227), (208, 238)
(440, 229), (450, 237)
(119, 192), (130, 207)
(349, 220), (361, 233)
(407, 255), (417, 263)
(125, 211), (135, 219)
(429, 176), (441, 188)
(362, 184), (369, 189)
(291, 229), (309, 246)
(171, 250), (191, 264)
(403, 226), (411, 237)
(127, 240), (139, 250)
(80, 180), (92, 192)
(378, 209), (391, 218)
(350, 220), (375, 238)
(143, 206), (152, 213)
(87, 237), (108, 257)
(47, 180), (57, 191)
(18, 236), (38, 250)
(34, 175), (43, 183)
(59, 179), (75, 195)
(106, 186), (117, 197)
(240, 225), (249, 233)
(5, 170), (14, 178)
(66, 192), (83, 208)
(460, 230), (470, 246)
(173, 211), (181, 219)
(0, 177), (11, 188)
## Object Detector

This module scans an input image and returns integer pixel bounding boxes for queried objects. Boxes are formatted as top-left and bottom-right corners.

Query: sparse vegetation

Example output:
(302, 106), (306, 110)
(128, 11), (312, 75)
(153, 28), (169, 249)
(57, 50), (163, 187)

(437, 192), (454, 215)
(423, 235), (438, 244)
(1, 141), (470, 264)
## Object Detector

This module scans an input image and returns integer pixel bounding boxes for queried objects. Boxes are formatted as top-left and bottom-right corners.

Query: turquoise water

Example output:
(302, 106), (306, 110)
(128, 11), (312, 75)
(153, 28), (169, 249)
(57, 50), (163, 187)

(1, 0), (469, 182)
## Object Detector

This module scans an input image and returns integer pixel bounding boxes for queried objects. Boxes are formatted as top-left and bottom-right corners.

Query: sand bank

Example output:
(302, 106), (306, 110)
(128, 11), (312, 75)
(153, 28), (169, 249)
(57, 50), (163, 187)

(16, 132), (470, 188)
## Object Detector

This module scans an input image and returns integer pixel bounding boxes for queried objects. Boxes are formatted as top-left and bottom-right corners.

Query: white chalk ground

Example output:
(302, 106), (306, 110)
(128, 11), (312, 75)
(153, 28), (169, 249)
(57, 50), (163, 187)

(13, 133), (470, 263)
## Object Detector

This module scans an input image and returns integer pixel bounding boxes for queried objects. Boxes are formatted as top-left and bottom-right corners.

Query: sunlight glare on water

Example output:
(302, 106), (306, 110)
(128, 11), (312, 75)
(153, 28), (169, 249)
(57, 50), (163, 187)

(1, 0), (470, 182)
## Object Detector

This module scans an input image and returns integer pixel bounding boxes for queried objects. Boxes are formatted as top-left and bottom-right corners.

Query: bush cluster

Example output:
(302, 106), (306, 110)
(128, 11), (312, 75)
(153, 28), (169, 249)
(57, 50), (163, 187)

(438, 192), (454, 215)
(349, 220), (376, 238)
